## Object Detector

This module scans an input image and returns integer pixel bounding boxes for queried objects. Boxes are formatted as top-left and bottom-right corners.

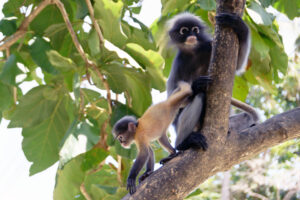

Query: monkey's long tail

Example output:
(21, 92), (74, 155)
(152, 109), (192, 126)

(231, 98), (259, 122)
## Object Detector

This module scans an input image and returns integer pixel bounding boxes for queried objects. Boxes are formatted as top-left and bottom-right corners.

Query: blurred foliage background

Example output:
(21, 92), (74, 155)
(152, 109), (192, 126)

(0, 0), (299, 199)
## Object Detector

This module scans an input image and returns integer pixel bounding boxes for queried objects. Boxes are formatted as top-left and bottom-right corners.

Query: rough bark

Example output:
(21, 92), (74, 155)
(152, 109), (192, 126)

(121, 0), (300, 199)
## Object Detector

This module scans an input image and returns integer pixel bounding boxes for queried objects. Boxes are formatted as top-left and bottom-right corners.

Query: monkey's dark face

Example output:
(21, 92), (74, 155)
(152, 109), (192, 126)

(168, 15), (210, 51)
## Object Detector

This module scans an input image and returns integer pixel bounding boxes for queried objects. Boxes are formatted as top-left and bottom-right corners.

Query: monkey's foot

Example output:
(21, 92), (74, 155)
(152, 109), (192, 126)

(138, 171), (153, 184)
(159, 152), (181, 165)
(176, 132), (208, 151)
(191, 76), (212, 94)
(127, 178), (136, 195)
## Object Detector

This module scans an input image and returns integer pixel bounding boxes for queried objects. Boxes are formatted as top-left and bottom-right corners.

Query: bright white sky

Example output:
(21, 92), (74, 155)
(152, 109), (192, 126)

(0, 1), (299, 200)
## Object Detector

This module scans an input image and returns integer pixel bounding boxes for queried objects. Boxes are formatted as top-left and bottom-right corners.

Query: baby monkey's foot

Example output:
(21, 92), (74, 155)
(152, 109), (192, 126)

(159, 152), (181, 165)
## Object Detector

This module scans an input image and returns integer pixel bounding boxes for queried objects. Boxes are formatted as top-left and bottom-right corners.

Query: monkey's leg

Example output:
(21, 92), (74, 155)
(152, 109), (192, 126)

(158, 133), (179, 165)
(127, 146), (149, 195)
(138, 147), (154, 183)
(176, 131), (208, 151)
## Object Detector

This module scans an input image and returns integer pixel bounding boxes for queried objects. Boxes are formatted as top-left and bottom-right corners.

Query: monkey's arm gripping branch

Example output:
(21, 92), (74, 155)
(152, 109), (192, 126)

(127, 145), (149, 195)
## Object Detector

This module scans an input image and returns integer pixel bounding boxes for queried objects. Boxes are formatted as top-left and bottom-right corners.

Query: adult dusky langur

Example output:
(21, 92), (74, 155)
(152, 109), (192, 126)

(167, 12), (259, 151)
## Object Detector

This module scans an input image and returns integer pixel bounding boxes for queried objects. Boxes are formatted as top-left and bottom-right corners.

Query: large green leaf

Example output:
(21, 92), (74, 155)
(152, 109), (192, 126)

(232, 76), (249, 102)
(94, 0), (127, 47)
(0, 19), (17, 36)
(161, 0), (190, 15)
(197, 0), (216, 11)
(30, 5), (64, 35)
(29, 37), (58, 74)
(273, 0), (300, 20)
(8, 86), (58, 128)
(2, 0), (39, 17)
(0, 82), (14, 111)
(121, 19), (156, 51)
(100, 63), (152, 115)
(246, 1), (273, 26)
(54, 155), (86, 200)
(0, 54), (22, 86)
(59, 120), (101, 167)
(125, 43), (166, 92)
(21, 90), (71, 175)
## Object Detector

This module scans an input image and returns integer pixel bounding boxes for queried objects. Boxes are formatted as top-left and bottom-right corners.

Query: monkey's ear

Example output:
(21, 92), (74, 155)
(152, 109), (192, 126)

(128, 122), (137, 133)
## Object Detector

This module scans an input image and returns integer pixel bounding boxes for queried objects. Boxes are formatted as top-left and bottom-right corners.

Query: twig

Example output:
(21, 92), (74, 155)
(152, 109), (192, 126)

(117, 155), (122, 184)
(84, 0), (104, 45)
(80, 183), (92, 200)
(0, 0), (52, 51)
(54, 0), (112, 113)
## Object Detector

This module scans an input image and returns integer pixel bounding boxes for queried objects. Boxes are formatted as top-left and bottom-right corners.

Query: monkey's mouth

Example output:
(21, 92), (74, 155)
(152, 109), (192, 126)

(185, 36), (198, 46)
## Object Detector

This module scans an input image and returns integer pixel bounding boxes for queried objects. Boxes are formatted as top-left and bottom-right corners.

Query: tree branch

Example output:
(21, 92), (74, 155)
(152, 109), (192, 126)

(53, 0), (112, 114)
(121, 108), (300, 200)
(84, 0), (104, 46)
(0, 0), (52, 51)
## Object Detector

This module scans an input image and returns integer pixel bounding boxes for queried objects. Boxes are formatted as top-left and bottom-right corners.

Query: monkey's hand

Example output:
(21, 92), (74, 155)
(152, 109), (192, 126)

(192, 76), (212, 94)
(127, 177), (136, 195)
(159, 152), (181, 165)
(138, 171), (153, 184)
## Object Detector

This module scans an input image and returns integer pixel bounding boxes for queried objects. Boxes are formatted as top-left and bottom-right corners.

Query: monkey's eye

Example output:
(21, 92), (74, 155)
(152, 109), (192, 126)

(179, 27), (189, 35)
(118, 135), (123, 142)
(192, 26), (200, 34)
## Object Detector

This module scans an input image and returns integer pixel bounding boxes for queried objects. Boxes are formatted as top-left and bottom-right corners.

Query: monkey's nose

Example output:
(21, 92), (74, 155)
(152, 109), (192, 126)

(185, 36), (197, 45)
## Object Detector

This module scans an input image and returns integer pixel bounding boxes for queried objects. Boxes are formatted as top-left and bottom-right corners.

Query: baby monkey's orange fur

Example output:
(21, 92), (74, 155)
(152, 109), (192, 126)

(113, 81), (193, 195)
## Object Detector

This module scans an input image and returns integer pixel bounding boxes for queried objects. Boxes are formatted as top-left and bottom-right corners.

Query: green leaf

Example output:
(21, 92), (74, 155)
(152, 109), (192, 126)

(250, 25), (270, 59)
(81, 148), (109, 171)
(269, 43), (288, 76)
(161, 0), (190, 15)
(124, 68), (152, 115)
(247, 1), (273, 26)
(29, 37), (58, 74)
(87, 29), (101, 57)
(121, 19), (156, 51)
(47, 50), (77, 72)
(232, 76), (249, 102)
(8, 86), (58, 128)
(22, 93), (71, 175)
(0, 54), (22, 86)
(0, 19), (17, 36)
(81, 88), (102, 105)
(75, 0), (89, 19)
(273, 0), (300, 20)
(59, 120), (100, 167)
(2, 0), (39, 17)
(0, 82), (14, 111)
(94, 0), (127, 47)
(30, 5), (64, 35)
(125, 43), (166, 91)
(84, 165), (121, 197)
(54, 155), (86, 200)
(101, 63), (128, 94)
(197, 0), (216, 11)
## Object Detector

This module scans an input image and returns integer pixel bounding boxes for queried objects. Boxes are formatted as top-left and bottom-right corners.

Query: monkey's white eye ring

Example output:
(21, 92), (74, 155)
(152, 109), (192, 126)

(192, 26), (200, 34)
(179, 27), (189, 35)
